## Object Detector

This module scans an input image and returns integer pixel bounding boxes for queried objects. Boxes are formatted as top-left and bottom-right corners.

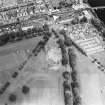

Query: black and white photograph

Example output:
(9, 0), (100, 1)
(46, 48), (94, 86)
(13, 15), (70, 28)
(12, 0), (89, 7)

(0, 0), (105, 105)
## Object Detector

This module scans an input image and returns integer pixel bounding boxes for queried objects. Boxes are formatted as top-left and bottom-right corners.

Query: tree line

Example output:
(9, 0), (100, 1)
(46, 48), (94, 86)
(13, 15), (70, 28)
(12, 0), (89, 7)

(0, 24), (49, 46)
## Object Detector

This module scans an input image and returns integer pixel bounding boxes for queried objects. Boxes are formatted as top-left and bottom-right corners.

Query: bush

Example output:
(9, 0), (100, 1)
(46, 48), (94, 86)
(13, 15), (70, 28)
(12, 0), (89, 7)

(0, 82), (10, 95)
(59, 30), (73, 46)
(64, 38), (73, 47)
(59, 30), (66, 36)
(58, 1), (73, 9)
(16, 31), (24, 41)
(27, 28), (32, 35)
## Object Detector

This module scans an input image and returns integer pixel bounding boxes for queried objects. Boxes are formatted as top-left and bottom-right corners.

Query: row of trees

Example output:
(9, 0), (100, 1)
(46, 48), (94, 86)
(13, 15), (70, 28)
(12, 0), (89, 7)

(32, 31), (52, 56)
(57, 39), (68, 66)
(60, 30), (73, 105)
(0, 24), (49, 46)
(90, 18), (103, 32)
(68, 48), (81, 105)
(57, 0), (74, 9)
(0, 82), (10, 96)
(59, 29), (87, 56)
(62, 70), (73, 105)
(52, 29), (72, 104)
(59, 29), (73, 47)
(53, 0), (74, 10)
(68, 48), (76, 69)
(71, 16), (88, 25)
(90, 18), (105, 42)
(56, 29), (82, 105)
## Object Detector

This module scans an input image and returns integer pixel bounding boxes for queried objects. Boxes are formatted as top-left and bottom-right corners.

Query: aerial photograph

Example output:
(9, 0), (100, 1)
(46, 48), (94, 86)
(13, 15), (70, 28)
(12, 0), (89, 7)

(0, 0), (105, 105)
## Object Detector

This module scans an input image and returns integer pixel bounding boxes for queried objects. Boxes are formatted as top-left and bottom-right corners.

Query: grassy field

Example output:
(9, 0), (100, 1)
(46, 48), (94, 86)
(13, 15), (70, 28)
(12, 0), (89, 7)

(0, 36), (65, 105)
(75, 48), (105, 105)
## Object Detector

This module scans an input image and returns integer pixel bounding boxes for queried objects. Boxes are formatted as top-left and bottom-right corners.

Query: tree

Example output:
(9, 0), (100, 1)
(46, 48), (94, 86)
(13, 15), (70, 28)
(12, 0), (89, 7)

(8, 94), (17, 103)
(71, 81), (79, 89)
(62, 71), (70, 80)
(8, 32), (16, 42)
(64, 90), (72, 105)
(43, 24), (49, 31)
(80, 16), (87, 24)
(62, 54), (68, 66)
(63, 80), (71, 91)
(73, 96), (81, 105)
(71, 71), (78, 82)
(68, 48), (76, 68)
(72, 87), (80, 97)
(71, 17), (79, 25)
(91, 18), (103, 32)
(0, 34), (9, 46)
(16, 31), (24, 41)
(22, 85), (30, 95)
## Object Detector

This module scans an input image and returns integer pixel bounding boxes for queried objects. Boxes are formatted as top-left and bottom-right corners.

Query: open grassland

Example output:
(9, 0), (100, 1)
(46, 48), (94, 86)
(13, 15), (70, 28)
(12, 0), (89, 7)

(0, 36), (65, 105)
(74, 47), (105, 105)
